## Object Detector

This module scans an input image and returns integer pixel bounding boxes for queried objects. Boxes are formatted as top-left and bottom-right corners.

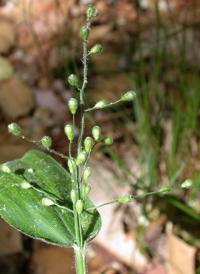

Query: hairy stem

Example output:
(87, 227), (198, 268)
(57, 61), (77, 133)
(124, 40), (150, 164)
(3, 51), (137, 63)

(74, 245), (87, 274)
(74, 19), (91, 274)
(78, 20), (90, 155)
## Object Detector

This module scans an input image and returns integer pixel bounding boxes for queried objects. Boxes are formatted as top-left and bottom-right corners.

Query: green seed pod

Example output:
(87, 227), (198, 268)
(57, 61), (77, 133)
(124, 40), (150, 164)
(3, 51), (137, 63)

(121, 91), (136, 101)
(76, 200), (84, 215)
(76, 151), (87, 165)
(181, 179), (195, 189)
(93, 9), (99, 17)
(41, 136), (52, 148)
(69, 98), (78, 115)
(1, 164), (10, 173)
(88, 44), (102, 55)
(158, 186), (171, 194)
(118, 195), (132, 203)
(84, 137), (93, 153)
(86, 4), (95, 19)
(92, 126), (101, 141)
(94, 100), (108, 109)
(81, 26), (90, 41)
(101, 137), (113, 145)
(83, 167), (91, 183)
(8, 123), (22, 136)
(21, 181), (32, 189)
(64, 125), (73, 141)
(70, 189), (76, 204)
(68, 74), (79, 88)
(42, 198), (55, 206)
(68, 159), (75, 174)
(82, 184), (91, 198)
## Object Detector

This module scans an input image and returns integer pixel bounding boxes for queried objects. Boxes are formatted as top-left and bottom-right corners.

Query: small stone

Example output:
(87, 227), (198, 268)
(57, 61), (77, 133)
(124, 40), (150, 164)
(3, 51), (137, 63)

(0, 75), (34, 119)
(0, 57), (14, 82)
(0, 20), (15, 54)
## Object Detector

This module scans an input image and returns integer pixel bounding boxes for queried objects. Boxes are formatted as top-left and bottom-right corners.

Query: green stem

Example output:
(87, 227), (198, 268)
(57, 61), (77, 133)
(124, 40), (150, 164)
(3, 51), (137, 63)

(77, 20), (91, 154)
(69, 114), (76, 158)
(78, 23), (90, 155)
(23, 137), (69, 160)
(74, 211), (81, 247)
(74, 19), (91, 274)
(87, 187), (182, 211)
(78, 214), (83, 248)
(87, 199), (118, 211)
(85, 99), (121, 112)
(74, 245), (87, 274)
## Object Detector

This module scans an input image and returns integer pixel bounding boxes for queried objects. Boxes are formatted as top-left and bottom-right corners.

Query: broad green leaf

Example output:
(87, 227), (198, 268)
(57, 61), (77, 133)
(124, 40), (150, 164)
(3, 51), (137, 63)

(0, 150), (101, 247)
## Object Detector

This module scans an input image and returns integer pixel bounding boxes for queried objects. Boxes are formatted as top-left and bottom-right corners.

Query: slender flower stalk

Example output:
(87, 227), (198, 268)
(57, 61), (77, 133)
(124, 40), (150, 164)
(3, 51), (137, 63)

(2, 5), (195, 274)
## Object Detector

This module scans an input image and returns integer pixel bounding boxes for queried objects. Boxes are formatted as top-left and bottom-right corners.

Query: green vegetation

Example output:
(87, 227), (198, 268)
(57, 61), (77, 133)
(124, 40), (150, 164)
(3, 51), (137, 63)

(0, 3), (198, 273)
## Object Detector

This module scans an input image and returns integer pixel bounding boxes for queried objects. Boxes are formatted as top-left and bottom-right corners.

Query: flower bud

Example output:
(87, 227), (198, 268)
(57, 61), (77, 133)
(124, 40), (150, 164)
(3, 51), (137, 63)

(88, 44), (102, 55)
(92, 126), (101, 141)
(76, 151), (87, 165)
(68, 74), (79, 88)
(1, 164), (10, 173)
(84, 137), (93, 153)
(83, 167), (91, 183)
(101, 137), (113, 145)
(70, 189), (76, 204)
(81, 26), (90, 41)
(121, 91), (136, 101)
(76, 200), (84, 214)
(181, 179), (194, 189)
(41, 136), (52, 148)
(8, 123), (22, 136)
(82, 184), (91, 198)
(86, 4), (95, 19)
(158, 186), (171, 194)
(93, 9), (99, 17)
(42, 198), (55, 206)
(21, 181), (32, 189)
(94, 100), (108, 109)
(69, 98), (78, 115)
(68, 159), (75, 174)
(64, 125), (73, 141)
(118, 195), (132, 203)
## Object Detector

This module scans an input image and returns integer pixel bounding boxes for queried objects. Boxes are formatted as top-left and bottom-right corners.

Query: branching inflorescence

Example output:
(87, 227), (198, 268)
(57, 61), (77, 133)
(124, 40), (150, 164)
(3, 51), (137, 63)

(1, 5), (195, 274)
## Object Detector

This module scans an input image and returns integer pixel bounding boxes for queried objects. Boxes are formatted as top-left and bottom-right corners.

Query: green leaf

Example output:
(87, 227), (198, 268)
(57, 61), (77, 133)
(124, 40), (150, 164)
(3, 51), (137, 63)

(0, 150), (101, 247)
